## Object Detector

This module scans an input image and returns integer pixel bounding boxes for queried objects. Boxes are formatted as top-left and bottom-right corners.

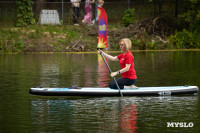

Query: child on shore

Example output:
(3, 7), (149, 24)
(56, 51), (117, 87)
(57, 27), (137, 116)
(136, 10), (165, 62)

(82, 0), (94, 25)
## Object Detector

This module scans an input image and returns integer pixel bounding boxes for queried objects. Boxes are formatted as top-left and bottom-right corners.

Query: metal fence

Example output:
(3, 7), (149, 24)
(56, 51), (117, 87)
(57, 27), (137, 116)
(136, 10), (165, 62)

(0, 0), (187, 26)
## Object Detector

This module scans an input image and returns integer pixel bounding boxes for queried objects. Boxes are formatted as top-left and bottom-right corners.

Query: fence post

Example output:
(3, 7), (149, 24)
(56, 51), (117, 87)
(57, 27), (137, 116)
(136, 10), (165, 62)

(159, 0), (162, 16)
(62, 0), (63, 22)
(175, 0), (178, 17)
(129, 0), (130, 9)
(94, 0), (97, 24)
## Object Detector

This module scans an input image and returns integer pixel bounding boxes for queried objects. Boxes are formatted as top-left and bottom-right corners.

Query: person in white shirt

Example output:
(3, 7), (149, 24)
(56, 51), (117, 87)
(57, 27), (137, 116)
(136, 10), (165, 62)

(92, 0), (104, 24)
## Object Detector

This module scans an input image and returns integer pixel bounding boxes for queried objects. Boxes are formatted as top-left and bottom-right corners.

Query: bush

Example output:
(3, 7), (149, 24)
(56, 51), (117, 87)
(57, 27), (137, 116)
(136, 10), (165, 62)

(169, 1), (200, 49)
(16, 0), (35, 27)
(121, 8), (137, 27)
(169, 29), (200, 49)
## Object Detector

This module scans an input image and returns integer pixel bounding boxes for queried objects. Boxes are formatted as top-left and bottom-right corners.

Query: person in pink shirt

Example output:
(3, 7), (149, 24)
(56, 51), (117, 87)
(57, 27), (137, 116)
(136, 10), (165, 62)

(98, 38), (137, 89)
(82, 0), (94, 25)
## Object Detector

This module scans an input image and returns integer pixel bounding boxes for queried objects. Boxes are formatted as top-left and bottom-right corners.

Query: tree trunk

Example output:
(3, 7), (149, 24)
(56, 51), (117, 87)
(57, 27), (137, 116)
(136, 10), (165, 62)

(34, 0), (46, 20)
(175, 0), (178, 17)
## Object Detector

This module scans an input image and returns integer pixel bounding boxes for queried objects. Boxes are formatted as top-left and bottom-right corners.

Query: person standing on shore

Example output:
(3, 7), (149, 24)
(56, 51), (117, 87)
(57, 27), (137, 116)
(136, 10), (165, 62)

(98, 38), (137, 89)
(71, 0), (81, 26)
(92, 0), (104, 24)
(82, 0), (95, 25)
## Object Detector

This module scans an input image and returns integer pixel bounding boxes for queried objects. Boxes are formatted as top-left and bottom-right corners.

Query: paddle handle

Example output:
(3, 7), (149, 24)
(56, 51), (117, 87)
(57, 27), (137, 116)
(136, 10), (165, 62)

(100, 52), (123, 97)
(100, 52), (112, 73)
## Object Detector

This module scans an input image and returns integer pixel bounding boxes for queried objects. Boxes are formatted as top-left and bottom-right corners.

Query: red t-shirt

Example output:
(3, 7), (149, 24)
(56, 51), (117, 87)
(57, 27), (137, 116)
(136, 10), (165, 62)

(117, 51), (137, 79)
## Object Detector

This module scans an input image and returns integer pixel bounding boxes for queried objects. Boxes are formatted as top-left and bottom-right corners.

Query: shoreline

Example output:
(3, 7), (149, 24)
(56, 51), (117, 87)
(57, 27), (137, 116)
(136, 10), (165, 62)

(1, 49), (200, 55)
(1, 24), (200, 54)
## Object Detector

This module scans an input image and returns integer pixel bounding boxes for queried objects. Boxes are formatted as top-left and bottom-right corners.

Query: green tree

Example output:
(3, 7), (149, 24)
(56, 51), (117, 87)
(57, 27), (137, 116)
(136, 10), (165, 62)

(16, 0), (35, 27)
(169, 0), (200, 49)
(121, 8), (137, 27)
(180, 0), (200, 31)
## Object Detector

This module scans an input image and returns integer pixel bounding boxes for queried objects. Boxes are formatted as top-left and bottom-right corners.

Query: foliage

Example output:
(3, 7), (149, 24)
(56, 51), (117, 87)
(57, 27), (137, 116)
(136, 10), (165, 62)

(169, 0), (200, 49)
(0, 40), (25, 53)
(179, 9), (200, 32)
(16, 0), (35, 27)
(121, 8), (137, 27)
(169, 29), (200, 49)
(0, 25), (95, 53)
(181, 0), (200, 30)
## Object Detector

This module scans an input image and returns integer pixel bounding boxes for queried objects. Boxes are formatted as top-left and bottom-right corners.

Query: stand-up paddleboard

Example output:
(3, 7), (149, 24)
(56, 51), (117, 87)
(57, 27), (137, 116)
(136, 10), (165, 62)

(29, 86), (198, 96)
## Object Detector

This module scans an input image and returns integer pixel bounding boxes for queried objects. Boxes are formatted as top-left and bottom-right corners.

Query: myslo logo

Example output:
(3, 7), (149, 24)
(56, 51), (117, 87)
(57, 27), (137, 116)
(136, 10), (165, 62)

(167, 122), (194, 127)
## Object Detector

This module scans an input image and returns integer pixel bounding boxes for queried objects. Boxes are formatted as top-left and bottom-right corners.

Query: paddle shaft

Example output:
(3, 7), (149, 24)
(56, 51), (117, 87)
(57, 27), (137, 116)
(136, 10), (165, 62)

(100, 52), (123, 97)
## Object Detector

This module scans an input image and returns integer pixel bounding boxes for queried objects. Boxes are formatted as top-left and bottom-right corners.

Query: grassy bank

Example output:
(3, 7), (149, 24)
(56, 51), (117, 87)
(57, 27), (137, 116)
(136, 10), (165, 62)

(0, 24), (198, 54)
(0, 25), (98, 53)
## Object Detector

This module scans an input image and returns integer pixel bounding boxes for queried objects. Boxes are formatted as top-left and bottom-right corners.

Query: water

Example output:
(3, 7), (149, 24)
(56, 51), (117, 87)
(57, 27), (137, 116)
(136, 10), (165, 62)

(0, 51), (200, 133)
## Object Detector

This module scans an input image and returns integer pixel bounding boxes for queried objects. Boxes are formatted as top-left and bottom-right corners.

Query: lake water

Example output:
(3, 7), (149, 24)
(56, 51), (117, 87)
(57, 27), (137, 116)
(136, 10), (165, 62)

(0, 51), (200, 133)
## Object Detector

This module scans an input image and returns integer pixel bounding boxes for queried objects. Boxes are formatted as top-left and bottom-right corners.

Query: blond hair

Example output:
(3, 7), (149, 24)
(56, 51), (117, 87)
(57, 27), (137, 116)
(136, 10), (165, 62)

(119, 38), (132, 51)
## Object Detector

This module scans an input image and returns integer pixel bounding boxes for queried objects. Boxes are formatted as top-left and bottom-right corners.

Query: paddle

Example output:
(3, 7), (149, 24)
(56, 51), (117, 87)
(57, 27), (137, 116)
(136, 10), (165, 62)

(99, 51), (123, 97)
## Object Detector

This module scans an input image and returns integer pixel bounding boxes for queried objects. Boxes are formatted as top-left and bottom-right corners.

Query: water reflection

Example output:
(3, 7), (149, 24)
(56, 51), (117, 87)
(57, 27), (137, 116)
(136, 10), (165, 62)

(31, 99), (74, 132)
(30, 96), (199, 133)
(97, 54), (109, 87)
(40, 63), (60, 87)
(21, 51), (200, 88)
(30, 98), (139, 133)
(84, 65), (93, 87)
(33, 53), (111, 88)
(120, 104), (137, 133)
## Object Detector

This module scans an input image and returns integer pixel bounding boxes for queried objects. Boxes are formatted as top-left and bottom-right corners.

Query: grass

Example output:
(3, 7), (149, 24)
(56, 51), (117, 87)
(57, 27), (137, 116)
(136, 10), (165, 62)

(0, 25), (97, 53)
(1, 24), (200, 54)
